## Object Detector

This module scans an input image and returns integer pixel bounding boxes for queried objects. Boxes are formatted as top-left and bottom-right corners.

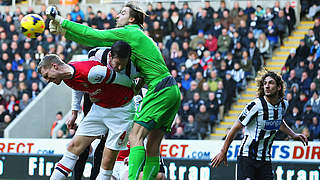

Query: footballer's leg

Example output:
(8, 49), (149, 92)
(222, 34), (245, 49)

(96, 148), (119, 180)
(142, 129), (164, 180)
(98, 102), (134, 180)
(50, 135), (96, 180)
(128, 123), (149, 180)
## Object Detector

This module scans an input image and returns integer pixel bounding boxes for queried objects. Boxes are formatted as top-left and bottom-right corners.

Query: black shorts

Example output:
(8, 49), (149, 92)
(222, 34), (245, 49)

(237, 156), (273, 180)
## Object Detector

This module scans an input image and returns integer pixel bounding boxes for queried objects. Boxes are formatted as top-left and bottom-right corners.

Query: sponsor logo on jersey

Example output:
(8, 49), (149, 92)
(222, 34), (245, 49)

(264, 120), (282, 130)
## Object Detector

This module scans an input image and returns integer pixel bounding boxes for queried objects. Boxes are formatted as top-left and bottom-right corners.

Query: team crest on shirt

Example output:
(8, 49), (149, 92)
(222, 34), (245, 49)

(264, 120), (282, 130)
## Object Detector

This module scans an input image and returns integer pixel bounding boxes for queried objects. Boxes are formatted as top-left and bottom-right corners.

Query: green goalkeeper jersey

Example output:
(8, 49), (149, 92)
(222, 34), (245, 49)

(62, 21), (170, 89)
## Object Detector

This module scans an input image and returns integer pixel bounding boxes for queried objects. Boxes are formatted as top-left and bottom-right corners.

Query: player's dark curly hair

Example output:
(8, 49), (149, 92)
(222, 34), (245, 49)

(111, 40), (131, 59)
(125, 1), (147, 29)
(256, 69), (285, 99)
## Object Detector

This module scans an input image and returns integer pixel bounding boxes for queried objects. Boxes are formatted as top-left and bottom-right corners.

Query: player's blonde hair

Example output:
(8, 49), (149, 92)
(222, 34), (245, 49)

(37, 54), (65, 74)
(256, 68), (286, 99)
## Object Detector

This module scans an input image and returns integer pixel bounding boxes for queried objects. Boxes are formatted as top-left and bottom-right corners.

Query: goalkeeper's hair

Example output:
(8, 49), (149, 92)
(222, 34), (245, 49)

(37, 54), (65, 73)
(125, 1), (147, 29)
(111, 40), (131, 59)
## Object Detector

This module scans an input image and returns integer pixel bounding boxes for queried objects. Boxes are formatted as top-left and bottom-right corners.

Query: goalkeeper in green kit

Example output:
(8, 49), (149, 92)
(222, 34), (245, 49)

(46, 2), (180, 180)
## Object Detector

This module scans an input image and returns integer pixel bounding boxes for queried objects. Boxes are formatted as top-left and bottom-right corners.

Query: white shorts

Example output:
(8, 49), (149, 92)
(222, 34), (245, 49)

(75, 102), (135, 150)
(112, 161), (128, 180)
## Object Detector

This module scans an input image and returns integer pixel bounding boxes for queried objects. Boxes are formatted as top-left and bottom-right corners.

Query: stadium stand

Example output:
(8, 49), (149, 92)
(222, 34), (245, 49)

(0, 0), (319, 142)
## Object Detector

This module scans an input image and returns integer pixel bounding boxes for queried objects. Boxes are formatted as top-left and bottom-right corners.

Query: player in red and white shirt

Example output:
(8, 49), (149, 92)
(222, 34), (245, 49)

(37, 41), (135, 180)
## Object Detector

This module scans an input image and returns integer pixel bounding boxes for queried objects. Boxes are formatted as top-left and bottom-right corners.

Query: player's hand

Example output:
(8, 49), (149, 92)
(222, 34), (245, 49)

(46, 6), (64, 24)
(293, 133), (308, 146)
(49, 20), (66, 35)
(211, 151), (228, 168)
(67, 110), (78, 129)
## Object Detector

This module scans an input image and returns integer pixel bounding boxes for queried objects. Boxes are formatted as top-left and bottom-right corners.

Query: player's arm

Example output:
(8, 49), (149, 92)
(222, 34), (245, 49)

(211, 101), (257, 168)
(279, 121), (308, 146)
(62, 20), (126, 47)
(46, 6), (118, 47)
(67, 90), (84, 129)
(88, 65), (133, 88)
(211, 120), (243, 168)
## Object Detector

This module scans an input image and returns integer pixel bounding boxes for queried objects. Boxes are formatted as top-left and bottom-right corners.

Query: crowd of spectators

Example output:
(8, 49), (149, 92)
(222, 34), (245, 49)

(1, 1), (318, 140)
(279, 18), (320, 141)
(0, 5), (88, 137)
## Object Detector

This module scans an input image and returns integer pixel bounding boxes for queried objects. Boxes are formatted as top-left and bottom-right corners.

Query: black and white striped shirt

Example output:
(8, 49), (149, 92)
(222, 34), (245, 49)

(237, 97), (288, 161)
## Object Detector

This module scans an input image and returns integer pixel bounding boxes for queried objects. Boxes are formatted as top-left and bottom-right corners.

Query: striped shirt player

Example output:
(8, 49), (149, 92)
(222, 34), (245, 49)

(211, 71), (308, 180)
(237, 97), (288, 161)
